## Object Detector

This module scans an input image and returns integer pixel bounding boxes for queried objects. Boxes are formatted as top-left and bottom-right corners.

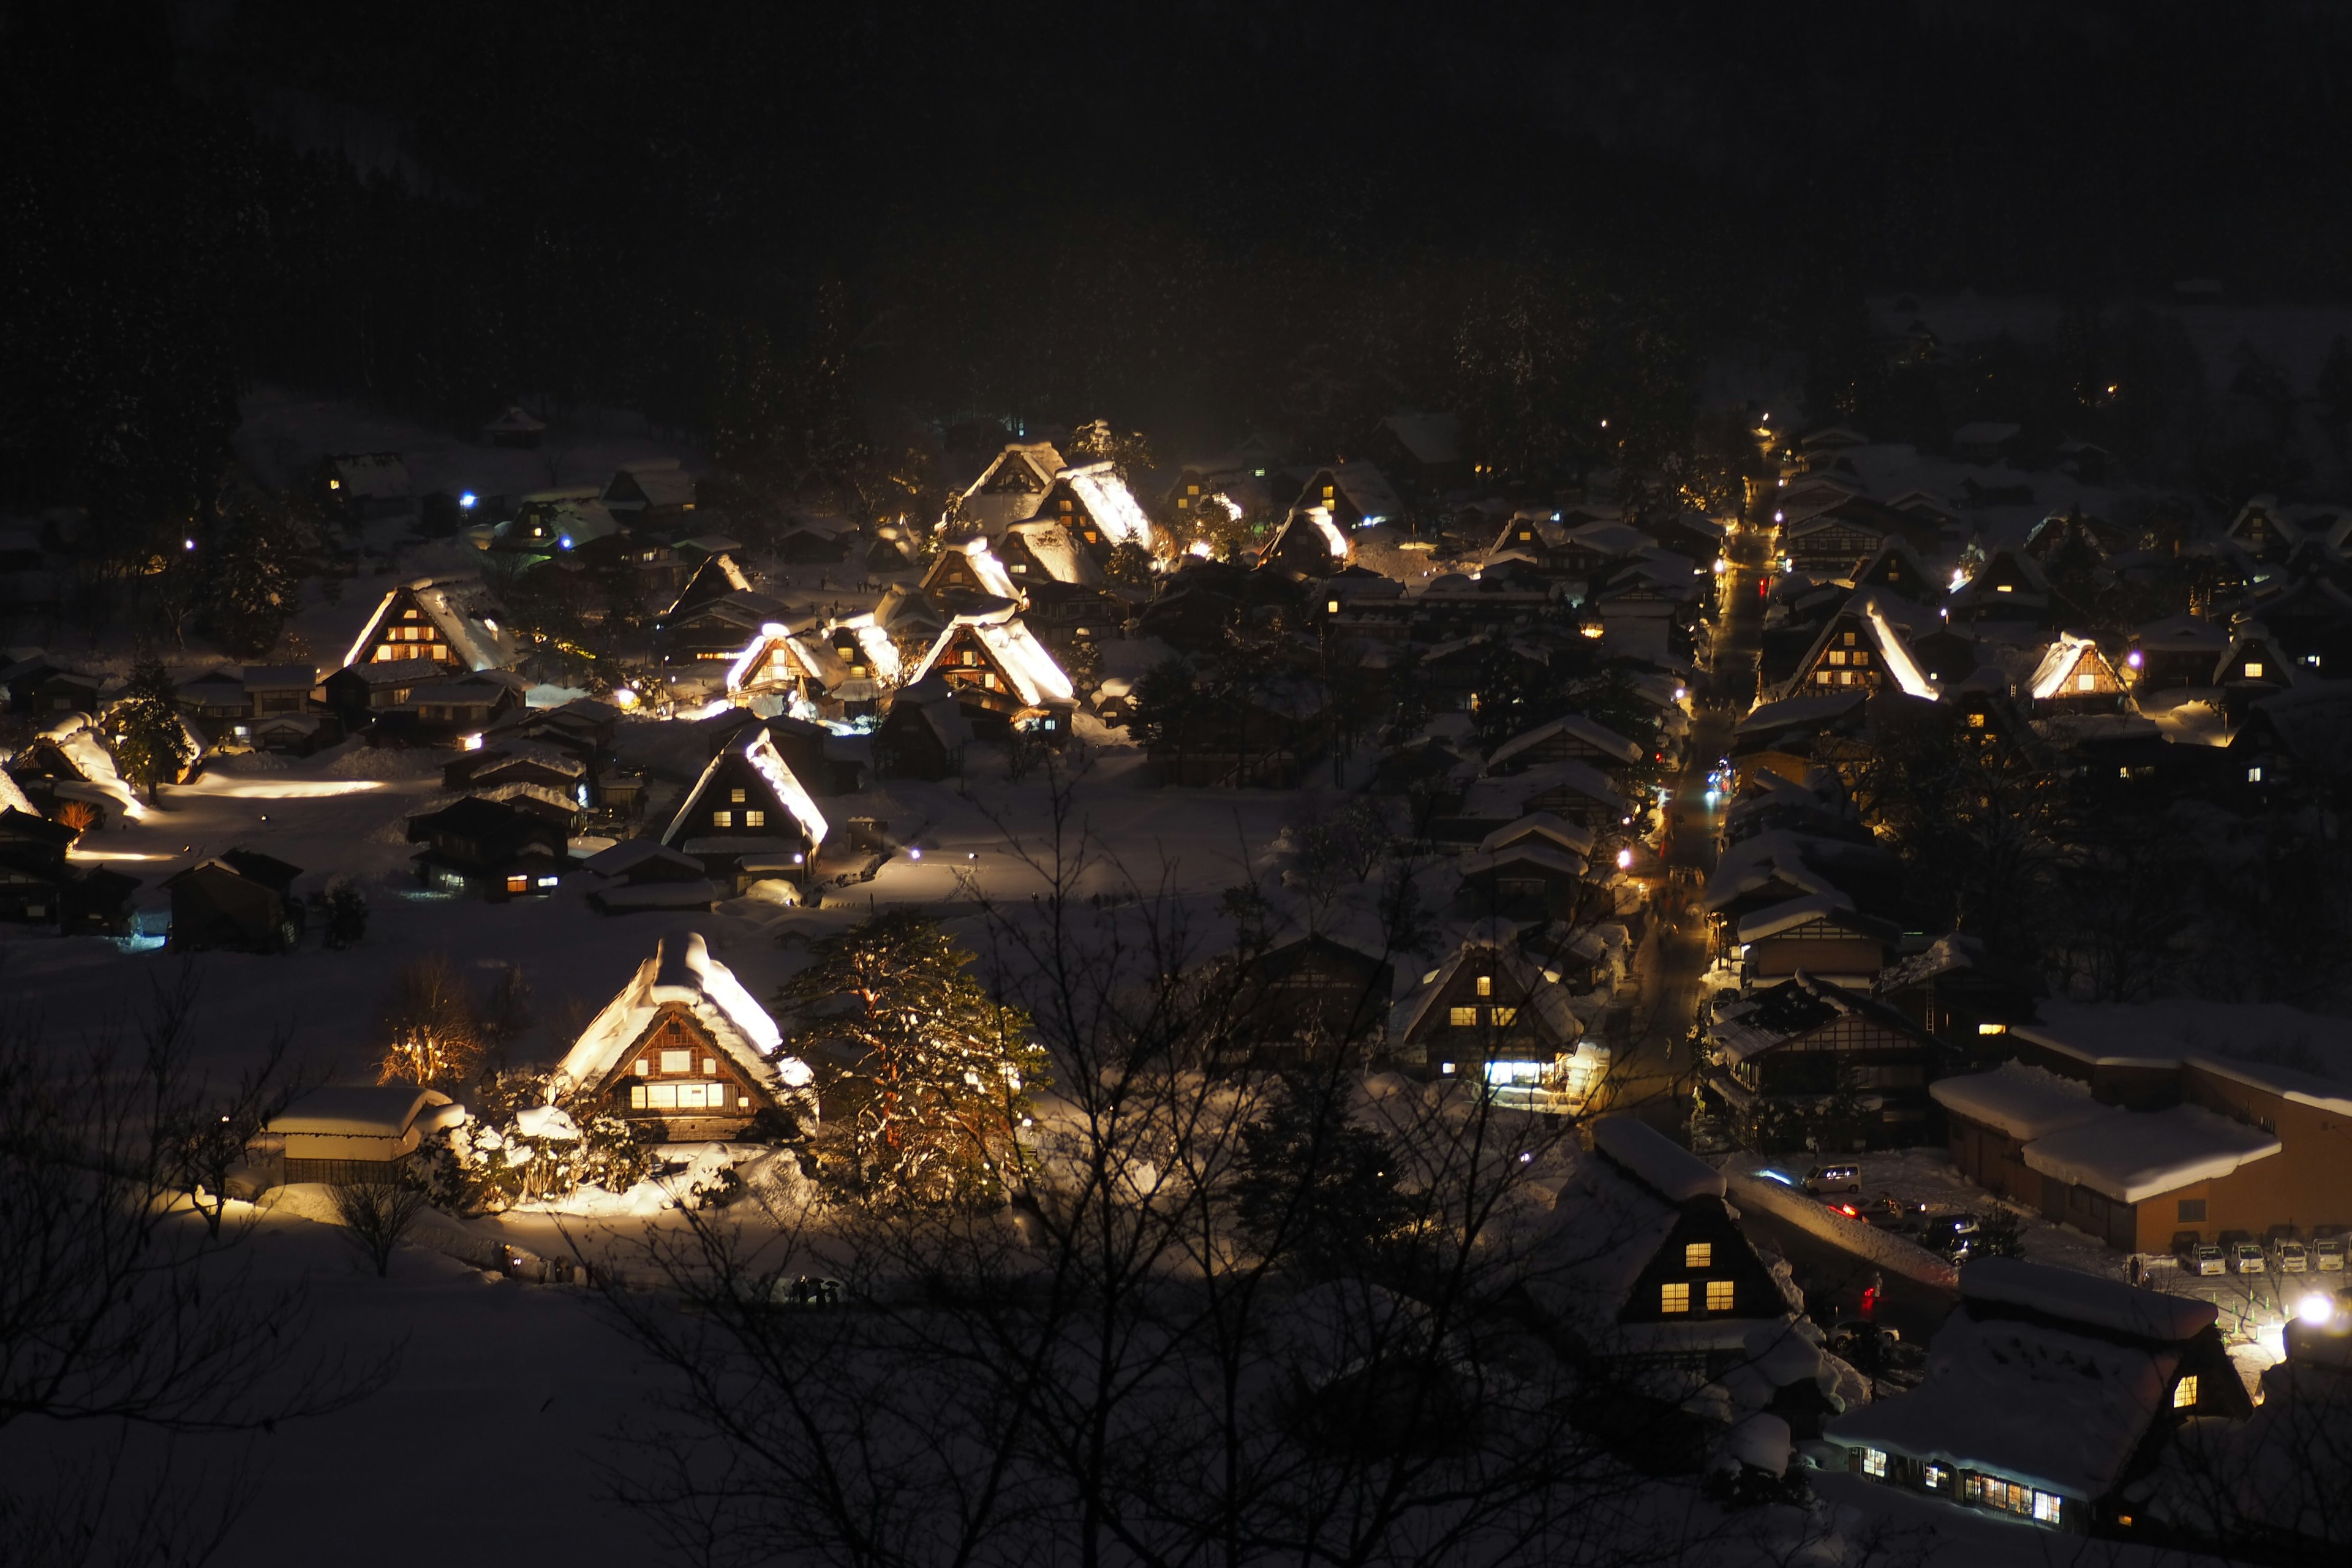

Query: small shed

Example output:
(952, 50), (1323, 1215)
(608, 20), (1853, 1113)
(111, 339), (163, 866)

(268, 1085), (463, 1184)
(165, 849), (304, 953)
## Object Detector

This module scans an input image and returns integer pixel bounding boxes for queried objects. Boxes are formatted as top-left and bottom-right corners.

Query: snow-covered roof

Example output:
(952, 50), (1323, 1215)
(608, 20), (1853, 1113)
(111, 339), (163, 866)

(484, 405), (546, 434)
(1281, 505), (1351, 561)
(551, 932), (814, 1110)
(341, 576), (519, 673)
(1591, 1116), (1725, 1201)
(1060, 462), (1153, 549)
(726, 622), (848, 695)
(579, 839), (704, 880)
(0, 769), (35, 816)
(825, 612), (904, 684)
(1959, 1257), (2218, 1343)
(271, 1085), (450, 1138)
(1455, 843), (1588, 882)
(907, 605), (1075, 708)
(1458, 760), (1628, 821)
(2027, 631), (2117, 700)
(608, 458), (695, 508)
(1395, 922), (1581, 1047)
(663, 726), (829, 850)
(952, 443), (1065, 531)
(1487, 713), (1643, 771)
(1733, 892), (1864, 944)
(1828, 1306), (2181, 1499)
(1928, 1062), (2109, 1142)
(938, 538), (1018, 600)
(1476, 812), (1596, 859)
(1002, 519), (1105, 586)
(40, 719), (143, 818)
(2015, 1001), (2352, 1095)
(2020, 1103), (2281, 1204)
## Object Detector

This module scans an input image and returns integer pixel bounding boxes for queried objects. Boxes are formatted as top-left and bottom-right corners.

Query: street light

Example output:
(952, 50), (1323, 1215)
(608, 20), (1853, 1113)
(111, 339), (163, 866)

(2296, 1292), (2338, 1325)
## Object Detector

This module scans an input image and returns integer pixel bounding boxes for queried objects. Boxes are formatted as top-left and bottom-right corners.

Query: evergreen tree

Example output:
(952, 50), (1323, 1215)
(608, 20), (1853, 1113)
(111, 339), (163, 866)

(110, 658), (194, 802)
(774, 911), (1045, 1205)
(309, 877), (369, 949)
(203, 503), (303, 658)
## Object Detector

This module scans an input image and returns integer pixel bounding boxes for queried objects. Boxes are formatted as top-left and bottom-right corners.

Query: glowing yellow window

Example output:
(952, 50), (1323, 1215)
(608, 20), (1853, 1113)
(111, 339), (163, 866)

(1491, 1007), (1518, 1027)
(2173, 1376), (2198, 1409)
(730, 787), (747, 803)
(2244, 662), (2264, 678)
(2076, 670), (2096, 692)
(712, 810), (733, 827)
(1684, 1242), (1713, 1268)
(1969, 712), (1986, 728)
(1449, 1006), (1477, 1027)
(744, 810), (766, 828)
(1476, 976), (1493, 997)
(1706, 1280), (1735, 1311)
(1660, 1282), (1691, 1313)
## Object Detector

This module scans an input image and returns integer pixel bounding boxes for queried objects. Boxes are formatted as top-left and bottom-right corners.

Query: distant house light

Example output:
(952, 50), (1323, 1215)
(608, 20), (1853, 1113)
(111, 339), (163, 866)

(536, 875), (559, 888)
(459, 491), (477, 508)
(559, 536), (574, 550)
(1615, 848), (1633, 869)
(184, 538), (196, 551)
(1977, 1022), (2008, 1035)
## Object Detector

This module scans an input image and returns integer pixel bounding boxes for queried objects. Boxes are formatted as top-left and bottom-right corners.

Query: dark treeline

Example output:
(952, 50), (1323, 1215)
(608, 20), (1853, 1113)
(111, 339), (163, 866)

(7, 1), (2352, 533)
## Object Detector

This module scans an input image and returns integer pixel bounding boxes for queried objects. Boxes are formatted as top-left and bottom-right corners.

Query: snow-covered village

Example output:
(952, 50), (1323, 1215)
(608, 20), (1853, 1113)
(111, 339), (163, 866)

(6, 7), (2352, 1568)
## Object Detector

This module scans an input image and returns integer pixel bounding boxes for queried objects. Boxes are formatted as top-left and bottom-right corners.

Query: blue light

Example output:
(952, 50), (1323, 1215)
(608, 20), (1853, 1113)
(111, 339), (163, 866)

(1760, 1169), (1796, 1187)
(559, 535), (573, 550)
(459, 491), (477, 509)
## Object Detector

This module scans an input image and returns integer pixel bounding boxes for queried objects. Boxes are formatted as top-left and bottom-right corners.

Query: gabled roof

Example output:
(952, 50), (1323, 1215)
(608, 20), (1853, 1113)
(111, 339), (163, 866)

(1001, 519), (1106, 586)
(1785, 590), (1940, 699)
(1929, 1063), (2107, 1142)
(906, 604), (1076, 709)
(1732, 892), (1896, 946)
(1487, 713), (1643, 771)
(1395, 921), (1581, 1046)
(663, 726), (831, 849)
(888, 674), (974, 750)
(726, 621), (848, 695)
(1265, 505), (1351, 565)
(483, 406), (546, 435)
(927, 537), (1019, 600)
(2027, 631), (2119, 699)
(1591, 1115), (1725, 1201)
(407, 794), (563, 846)
(605, 458), (695, 509)
(1455, 842), (1589, 883)
(952, 443), (1066, 530)
(1058, 462), (1154, 549)
(1458, 760), (1629, 821)
(341, 576), (519, 673)
(551, 932), (815, 1111)
(1476, 812), (1597, 859)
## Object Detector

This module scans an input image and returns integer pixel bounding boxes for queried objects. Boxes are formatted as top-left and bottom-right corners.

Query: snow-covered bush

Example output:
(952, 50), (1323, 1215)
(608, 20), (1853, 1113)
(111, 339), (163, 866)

(421, 1069), (651, 1213)
(671, 1144), (744, 1210)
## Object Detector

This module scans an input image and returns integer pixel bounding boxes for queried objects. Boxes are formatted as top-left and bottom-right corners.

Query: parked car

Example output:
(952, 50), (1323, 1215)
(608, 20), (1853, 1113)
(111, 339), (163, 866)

(2192, 1243), (2226, 1276)
(1919, 1213), (1981, 1258)
(2318, 1234), (2347, 1272)
(2277, 1239), (2310, 1273)
(1804, 1163), (1862, 1195)
(2234, 1242), (2267, 1274)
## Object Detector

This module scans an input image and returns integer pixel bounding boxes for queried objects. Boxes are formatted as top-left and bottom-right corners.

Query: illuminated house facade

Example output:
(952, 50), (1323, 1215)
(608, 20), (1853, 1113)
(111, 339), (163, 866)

(906, 606), (1076, 743)
(551, 932), (818, 1144)
(341, 576), (519, 672)
(1829, 1258), (2247, 1537)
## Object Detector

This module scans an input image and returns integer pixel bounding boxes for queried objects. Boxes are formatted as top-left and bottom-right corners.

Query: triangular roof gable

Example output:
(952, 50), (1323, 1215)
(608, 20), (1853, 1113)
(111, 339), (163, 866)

(2216, 625), (2291, 685)
(1488, 714), (1643, 771)
(1851, 535), (1936, 600)
(342, 577), (515, 672)
(964, 443), (1063, 502)
(1397, 927), (1581, 1047)
(998, 520), (1106, 587)
(664, 553), (754, 622)
(2027, 633), (2122, 699)
(920, 538), (1017, 601)
(1264, 507), (1351, 570)
(552, 932), (812, 1109)
(662, 728), (830, 849)
(1039, 463), (1153, 551)
(1787, 592), (1940, 699)
(907, 609), (1075, 709)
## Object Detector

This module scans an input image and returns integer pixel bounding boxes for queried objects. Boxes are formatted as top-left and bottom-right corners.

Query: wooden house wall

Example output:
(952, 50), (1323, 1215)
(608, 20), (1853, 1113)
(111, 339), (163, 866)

(1615, 1197), (1785, 1325)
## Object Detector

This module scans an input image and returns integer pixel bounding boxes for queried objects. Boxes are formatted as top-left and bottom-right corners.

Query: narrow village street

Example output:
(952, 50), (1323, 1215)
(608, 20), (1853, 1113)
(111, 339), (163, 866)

(1602, 515), (1768, 1131)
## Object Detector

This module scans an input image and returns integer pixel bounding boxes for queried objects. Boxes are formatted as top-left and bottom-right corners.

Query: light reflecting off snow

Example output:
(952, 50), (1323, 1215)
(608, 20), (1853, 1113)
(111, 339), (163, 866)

(68, 849), (176, 861)
(192, 781), (388, 798)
